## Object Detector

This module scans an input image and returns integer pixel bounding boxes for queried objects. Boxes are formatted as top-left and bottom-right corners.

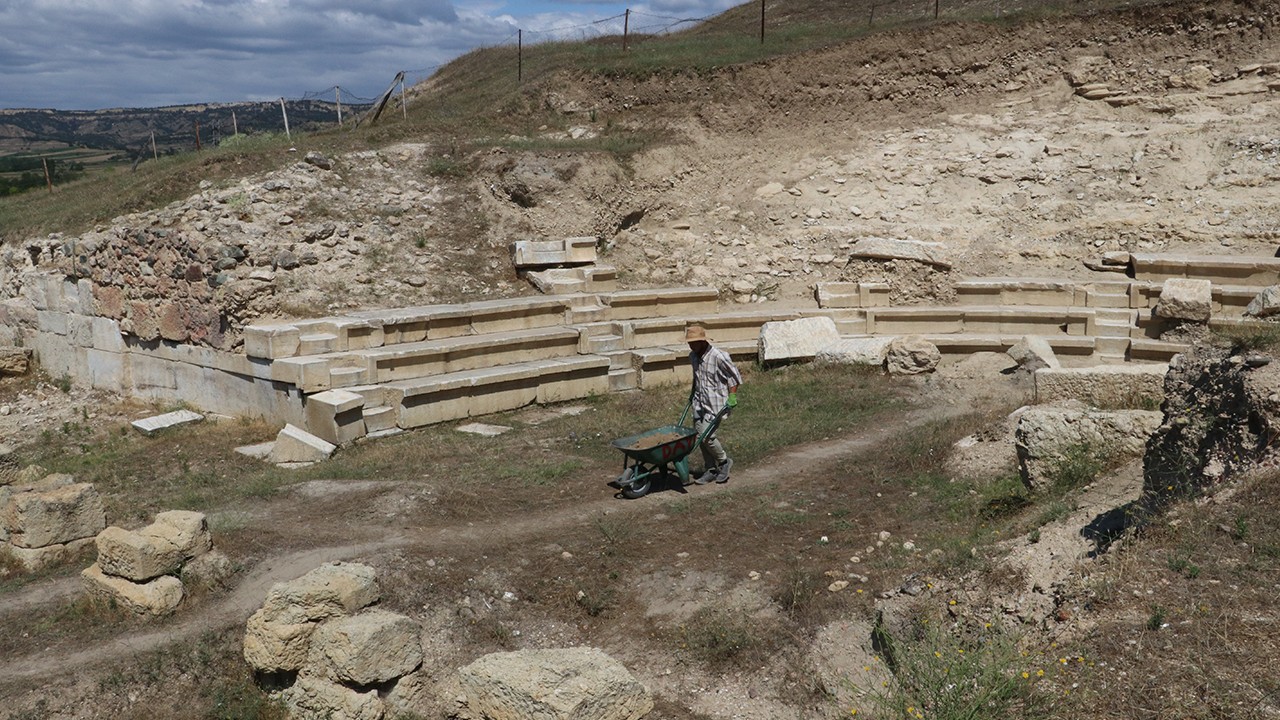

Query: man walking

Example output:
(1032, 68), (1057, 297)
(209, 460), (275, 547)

(685, 325), (741, 485)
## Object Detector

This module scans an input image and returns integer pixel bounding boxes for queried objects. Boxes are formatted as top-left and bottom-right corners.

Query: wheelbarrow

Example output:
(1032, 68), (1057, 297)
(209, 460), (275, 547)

(607, 402), (729, 499)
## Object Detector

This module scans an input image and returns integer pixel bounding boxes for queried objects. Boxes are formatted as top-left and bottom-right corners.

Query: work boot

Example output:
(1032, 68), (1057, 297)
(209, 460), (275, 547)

(693, 466), (717, 485)
(714, 458), (733, 484)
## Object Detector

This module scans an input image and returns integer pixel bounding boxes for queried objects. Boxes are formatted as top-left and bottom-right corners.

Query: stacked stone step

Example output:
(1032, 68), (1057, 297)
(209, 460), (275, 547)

(82, 510), (228, 615)
(244, 562), (425, 720)
(1, 469), (106, 571)
(512, 236), (618, 295)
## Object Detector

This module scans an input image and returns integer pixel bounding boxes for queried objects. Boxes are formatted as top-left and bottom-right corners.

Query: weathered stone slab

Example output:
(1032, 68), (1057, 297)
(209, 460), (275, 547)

(2, 537), (94, 572)
(82, 563), (184, 615)
(2, 483), (106, 549)
(886, 336), (941, 375)
(849, 237), (952, 270)
(94, 526), (186, 582)
(1155, 278), (1213, 322)
(1035, 365), (1168, 408)
(268, 424), (337, 464)
(1016, 406), (1163, 490)
(307, 609), (424, 685)
(130, 409), (205, 436)
(458, 647), (653, 720)
(815, 337), (896, 366)
(1007, 335), (1061, 372)
(457, 423), (513, 437)
(758, 317), (840, 365)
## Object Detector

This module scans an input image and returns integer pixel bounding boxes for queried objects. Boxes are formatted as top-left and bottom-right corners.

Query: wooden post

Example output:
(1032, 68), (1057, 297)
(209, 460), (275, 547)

(363, 71), (406, 127)
(869, 3), (875, 27)
(935, 0), (940, 19)
(760, 0), (765, 44)
(194, 120), (202, 151)
(518, 29), (523, 83)
(150, 130), (158, 160)
(623, 9), (629, 51)
(280, 97), (291, 140)
(41, 157), (53, 193)
(400, 76), (407, 119)
(232, 110), (238, 135)
(335, 87), (343, 126)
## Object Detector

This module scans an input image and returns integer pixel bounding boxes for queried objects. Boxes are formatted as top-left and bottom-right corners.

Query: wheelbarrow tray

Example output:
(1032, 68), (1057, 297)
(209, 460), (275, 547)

(610, 424), (697, 465)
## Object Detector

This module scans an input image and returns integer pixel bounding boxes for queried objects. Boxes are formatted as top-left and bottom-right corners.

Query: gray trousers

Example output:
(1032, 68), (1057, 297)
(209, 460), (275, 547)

(696, 415), (728, 469)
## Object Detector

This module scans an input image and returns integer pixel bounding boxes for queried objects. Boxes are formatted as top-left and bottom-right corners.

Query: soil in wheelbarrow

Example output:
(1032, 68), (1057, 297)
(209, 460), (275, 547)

(622, 430), (692, 451)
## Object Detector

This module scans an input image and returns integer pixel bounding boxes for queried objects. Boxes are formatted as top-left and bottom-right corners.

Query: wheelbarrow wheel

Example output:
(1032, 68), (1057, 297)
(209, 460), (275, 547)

(618, 468), (651, 499)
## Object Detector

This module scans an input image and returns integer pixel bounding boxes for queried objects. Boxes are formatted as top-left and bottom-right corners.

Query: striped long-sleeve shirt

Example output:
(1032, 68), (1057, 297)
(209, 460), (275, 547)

(690, 345), (742, 419)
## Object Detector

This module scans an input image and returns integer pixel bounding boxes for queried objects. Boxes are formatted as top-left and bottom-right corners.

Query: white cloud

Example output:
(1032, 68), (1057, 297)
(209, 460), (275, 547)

(0, 0), (737, 109)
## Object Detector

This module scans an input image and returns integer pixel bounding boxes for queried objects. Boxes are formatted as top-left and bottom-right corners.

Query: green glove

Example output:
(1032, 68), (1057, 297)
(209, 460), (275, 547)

(727, 392), (738, 409)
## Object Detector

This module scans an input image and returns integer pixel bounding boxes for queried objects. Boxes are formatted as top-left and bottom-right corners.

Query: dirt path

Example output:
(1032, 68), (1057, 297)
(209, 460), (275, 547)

(0, 402), (957, 685)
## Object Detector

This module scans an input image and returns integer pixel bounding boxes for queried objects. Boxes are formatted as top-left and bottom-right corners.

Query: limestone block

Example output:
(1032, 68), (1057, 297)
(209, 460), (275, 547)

(362, 406), (398, 434)
(307, 609), (424, 685)
(1034, 365), (1167, 408)
(1155, 278), (1213, 323)
(758, 317), (840, 365)
(1015, 406), (1163, 491)
(815, 337), (895, 366)
(82, 563), (184, 615)
(85, 348), (125, 390)
(2, 483), (106, 549)
(2, 537), (94, 572)
(1244, 285), (1280, 318)
(886, 336), (941, 375)
(849, 237), (952, 270)
(95, 526), (186, 581)
(383, 669), (429, 717)
(259, 562), (380, 625)
(244, 607), (317, 673)
(458, 647), (653, 720)
(130, 409), (205, 436)
(0, 347), (32, 376)
(280, 677), (384, 720)
(268, 424), (337, 464)
(1007, 335), (1061, 372)
(304, 389), (367, 447)
(153, 510), (214, 558)
(180, 549), (234, 590)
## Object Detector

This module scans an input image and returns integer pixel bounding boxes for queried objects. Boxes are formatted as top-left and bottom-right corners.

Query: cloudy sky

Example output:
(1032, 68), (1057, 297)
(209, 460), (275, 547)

(0, 0), (741, 111)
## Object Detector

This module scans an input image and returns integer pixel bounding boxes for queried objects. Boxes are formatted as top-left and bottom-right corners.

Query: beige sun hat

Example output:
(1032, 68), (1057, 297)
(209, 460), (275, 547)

(685, 325), (708, 342)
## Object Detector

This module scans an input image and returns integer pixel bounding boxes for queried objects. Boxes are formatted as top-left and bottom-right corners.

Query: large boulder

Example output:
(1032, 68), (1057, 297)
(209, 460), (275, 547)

(1142, 342), (1280, 505)
(886, 336), (940, 375)
(244, 610), (317, 673)
(2, 482), (106, 549)
(280, 676), (384, 720)
(1154, 278), (1212, 323)
(1015, 406), (1163, 491)
(306, 609), (424, 686)
(457, 647), (653, 720)
(258, 562), (380, 625)
(82, 563), (184, 615)
(758, 317), (840, 365)
(1007, 336), (1060, 372)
